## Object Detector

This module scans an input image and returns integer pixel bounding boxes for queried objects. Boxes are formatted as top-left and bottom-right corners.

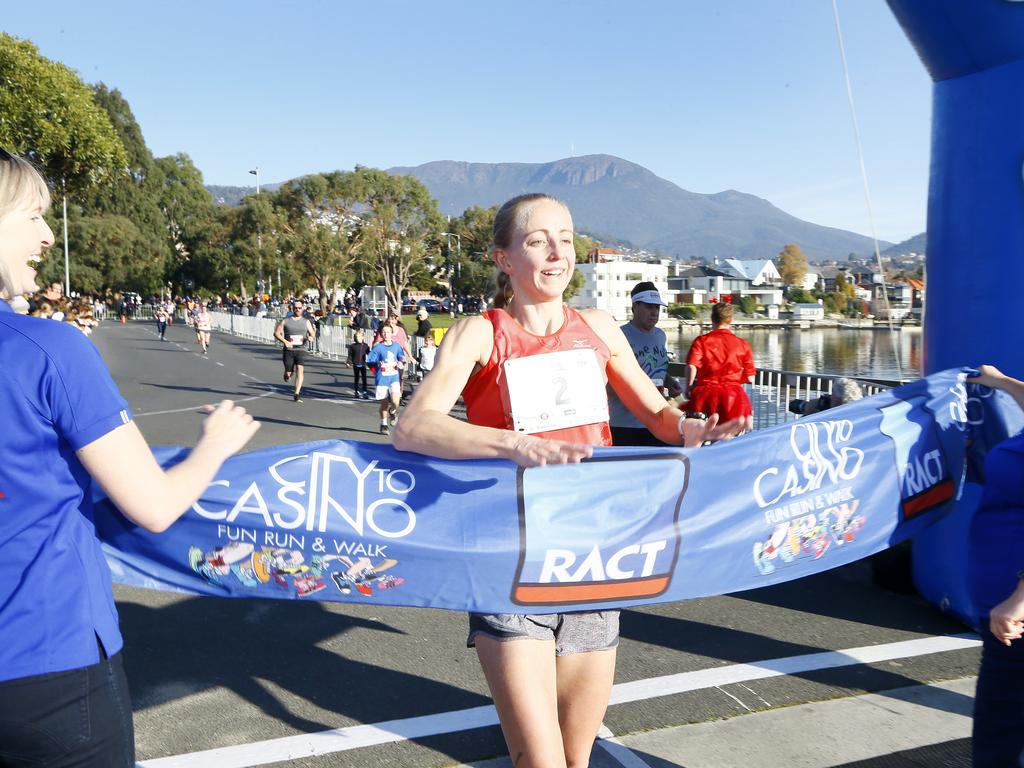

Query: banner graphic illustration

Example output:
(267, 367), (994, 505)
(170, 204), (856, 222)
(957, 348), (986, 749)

(92, 368), (1022, 614)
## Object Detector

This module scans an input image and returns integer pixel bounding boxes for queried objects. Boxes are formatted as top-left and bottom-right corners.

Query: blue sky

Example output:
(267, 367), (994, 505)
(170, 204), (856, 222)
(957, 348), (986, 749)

(4, 1), (932, 243)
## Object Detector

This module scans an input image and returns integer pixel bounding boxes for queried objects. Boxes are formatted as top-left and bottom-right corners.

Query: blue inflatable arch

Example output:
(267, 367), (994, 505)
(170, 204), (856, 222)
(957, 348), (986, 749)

(887, 0), (1024, 375)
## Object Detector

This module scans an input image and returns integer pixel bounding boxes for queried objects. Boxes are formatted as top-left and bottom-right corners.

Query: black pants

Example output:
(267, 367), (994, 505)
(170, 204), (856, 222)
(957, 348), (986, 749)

(610, 426), (671, 447)
(353, 366), (367, 392)
(0, 651), (135, 767)
(973, 627), (1024, 768)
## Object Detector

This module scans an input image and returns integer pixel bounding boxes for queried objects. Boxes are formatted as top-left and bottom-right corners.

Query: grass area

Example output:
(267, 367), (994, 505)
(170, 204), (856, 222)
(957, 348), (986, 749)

(399, 313), (461, 333)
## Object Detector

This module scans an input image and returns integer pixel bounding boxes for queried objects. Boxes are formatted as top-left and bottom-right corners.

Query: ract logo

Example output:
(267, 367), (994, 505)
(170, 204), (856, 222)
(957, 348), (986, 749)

(192, 451), (417, 539)
(878, 397), (954, 519)
(511, 455), (686, 606)
(753, 420), (864, 509)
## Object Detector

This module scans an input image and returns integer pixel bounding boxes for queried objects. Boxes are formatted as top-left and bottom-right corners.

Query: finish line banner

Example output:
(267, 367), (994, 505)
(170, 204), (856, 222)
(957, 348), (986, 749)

(92, 368), (1022, 613)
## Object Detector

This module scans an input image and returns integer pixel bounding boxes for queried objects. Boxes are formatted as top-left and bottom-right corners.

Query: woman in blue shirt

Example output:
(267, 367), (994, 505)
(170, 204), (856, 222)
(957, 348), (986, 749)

(0, 150), (261, 766)
(967, 365), (1024, 768)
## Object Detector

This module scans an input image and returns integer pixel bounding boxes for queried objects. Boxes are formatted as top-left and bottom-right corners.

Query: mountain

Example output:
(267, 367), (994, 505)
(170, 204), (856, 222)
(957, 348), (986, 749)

(882, 232), (926, 256)
(388, 154), (888, 262)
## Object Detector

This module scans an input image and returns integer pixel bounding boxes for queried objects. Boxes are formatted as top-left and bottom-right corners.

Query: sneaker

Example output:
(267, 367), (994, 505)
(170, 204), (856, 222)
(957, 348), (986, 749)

(380, 424), (390, 436)
(293, 393), (303, 403)
(362, 391), (372, 399)
(388, 408), (398, 426)
(283, 371), (292, 382)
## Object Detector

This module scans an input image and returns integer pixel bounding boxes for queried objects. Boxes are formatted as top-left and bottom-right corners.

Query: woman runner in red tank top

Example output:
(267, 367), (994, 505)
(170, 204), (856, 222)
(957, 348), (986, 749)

(394, 194), (744, 768)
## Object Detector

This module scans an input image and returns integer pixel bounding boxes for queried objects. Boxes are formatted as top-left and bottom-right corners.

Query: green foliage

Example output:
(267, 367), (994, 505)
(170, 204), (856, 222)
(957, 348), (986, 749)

(738, 295), (758, 316)
(573, 234), (598, 264)
(446, 205), (497, 300)
(357, 167), (444, 310)
(786, 287), (816, 304)
(668, 304), (699, 320)
(274, 171), (364, 310)
(0, 35), (127, 194)
(778, 243), (808, 287)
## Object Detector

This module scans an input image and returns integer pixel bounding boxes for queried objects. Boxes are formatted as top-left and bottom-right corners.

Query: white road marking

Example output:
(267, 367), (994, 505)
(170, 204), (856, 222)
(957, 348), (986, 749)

(597, 725), (656, 768)
(133, 388), (277, 417)
(216, 362), (225, 367)
(136, 633), (980, 768)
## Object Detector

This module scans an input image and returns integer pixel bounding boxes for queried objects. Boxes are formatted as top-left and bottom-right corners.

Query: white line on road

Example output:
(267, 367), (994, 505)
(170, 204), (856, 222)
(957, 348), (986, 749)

(216, 362), (225, 367)
(597, 725), (655, 768)
(133, 387), (277, 417)
(136, 633), (980, 768)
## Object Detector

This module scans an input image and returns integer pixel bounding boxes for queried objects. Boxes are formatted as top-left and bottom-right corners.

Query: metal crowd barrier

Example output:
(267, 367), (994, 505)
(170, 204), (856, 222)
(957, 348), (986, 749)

(208, 310), (355, 362)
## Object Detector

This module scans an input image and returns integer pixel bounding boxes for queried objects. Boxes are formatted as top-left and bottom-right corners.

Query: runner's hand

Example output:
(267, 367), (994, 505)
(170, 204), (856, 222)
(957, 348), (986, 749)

(679, 413), (751, 447)
(509, 434), (592, 467)
(989, 583), (1024, 646)
(967, 364), (1006, 389)
(199, 400), (260, 459)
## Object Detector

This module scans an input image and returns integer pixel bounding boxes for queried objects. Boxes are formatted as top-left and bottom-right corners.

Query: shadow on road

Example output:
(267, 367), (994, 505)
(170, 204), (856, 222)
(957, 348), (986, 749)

(119, 597), (491, 735)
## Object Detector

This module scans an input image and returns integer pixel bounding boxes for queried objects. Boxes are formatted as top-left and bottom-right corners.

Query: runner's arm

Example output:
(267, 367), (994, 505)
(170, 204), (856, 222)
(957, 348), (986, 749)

(585, 310), (745, 445)
(392, 316), (592, 466)
(273, 319), (289, 347)
(76, 401), (260, 532)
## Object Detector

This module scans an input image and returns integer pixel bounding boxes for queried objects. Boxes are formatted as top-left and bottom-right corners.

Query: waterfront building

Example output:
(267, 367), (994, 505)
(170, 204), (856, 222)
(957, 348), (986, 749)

(569, 250), (669, 321)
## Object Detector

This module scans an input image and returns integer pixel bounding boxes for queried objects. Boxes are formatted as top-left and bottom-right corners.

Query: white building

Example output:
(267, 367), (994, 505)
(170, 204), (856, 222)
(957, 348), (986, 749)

(792, 303), (825, 321)
(569, 257), (669, 322)
(721, 258), (782, 286)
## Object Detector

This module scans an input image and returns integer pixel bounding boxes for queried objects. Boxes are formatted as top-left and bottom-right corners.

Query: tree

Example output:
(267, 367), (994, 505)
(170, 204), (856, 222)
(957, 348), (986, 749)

(275, 172), (364, 312)
(357, 168), (444, 311)
(778, 243), (808, 287)
(0, 35), (127, 194)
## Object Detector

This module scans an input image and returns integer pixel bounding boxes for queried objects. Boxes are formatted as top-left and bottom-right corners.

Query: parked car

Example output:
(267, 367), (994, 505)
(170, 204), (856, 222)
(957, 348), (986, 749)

(416, 298), (446, 313)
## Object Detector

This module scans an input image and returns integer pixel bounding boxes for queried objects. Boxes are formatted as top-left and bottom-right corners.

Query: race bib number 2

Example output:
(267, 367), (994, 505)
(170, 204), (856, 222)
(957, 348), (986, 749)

(504, 349), (609, 434)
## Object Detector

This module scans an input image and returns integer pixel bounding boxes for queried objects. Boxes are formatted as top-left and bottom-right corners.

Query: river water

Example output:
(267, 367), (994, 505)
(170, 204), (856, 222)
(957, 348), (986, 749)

(666, 327), (922, 381)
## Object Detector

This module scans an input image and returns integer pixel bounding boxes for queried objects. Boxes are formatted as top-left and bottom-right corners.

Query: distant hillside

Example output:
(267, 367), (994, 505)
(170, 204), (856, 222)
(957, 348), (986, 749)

(883, 232), (926, 256)
(206, 154), (890, 260)
(389, 155), (889, 262)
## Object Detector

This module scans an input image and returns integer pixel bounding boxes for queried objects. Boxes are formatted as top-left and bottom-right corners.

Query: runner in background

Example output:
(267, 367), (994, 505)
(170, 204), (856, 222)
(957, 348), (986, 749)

(394, 193), (742, 768)
(368, 322), (406, 435)
(607, 281), (683, 446)
(194, 303), (212, 353)
(0, 149), (260, 767)
(154, 303), (169, 342)
(274, 300), (315, 403)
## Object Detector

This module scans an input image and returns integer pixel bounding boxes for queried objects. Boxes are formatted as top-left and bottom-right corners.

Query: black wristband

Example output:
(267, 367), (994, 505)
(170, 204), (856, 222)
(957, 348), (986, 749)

(684, 411), (708, 421)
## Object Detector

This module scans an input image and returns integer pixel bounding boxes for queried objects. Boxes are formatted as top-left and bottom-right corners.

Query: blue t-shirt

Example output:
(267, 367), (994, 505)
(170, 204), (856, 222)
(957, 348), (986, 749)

(367, 341), (405, 387)
(969, 429), (1024, 620)
(0, 301), (132, 681)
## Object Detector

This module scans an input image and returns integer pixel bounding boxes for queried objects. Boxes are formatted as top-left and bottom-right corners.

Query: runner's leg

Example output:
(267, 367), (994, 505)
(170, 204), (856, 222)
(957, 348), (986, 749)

(475, 637), (566, 768)
(294, 364), (304, 399)
(555, 649), (617, 768)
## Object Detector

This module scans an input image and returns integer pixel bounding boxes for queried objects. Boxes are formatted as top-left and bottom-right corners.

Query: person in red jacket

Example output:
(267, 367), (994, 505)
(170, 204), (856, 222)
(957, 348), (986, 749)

(685, 302), (755, 428)
(394, 193), (744, 768)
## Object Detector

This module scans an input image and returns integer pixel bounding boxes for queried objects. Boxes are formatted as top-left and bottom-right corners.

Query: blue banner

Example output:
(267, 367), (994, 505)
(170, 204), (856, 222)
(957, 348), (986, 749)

(93, 368), (1023, 613)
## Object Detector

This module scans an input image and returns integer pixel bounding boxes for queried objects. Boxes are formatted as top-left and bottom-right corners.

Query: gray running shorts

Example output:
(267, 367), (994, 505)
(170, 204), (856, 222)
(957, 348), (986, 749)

(467, 611), (619, 656)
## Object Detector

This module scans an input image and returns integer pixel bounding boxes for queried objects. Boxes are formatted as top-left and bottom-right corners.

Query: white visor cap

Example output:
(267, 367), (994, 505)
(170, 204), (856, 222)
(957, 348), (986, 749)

(631, 289), (667, 306)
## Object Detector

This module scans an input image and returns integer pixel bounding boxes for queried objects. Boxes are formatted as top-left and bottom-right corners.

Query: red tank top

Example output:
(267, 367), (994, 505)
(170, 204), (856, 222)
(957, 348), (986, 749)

(462, 307), (613, 446)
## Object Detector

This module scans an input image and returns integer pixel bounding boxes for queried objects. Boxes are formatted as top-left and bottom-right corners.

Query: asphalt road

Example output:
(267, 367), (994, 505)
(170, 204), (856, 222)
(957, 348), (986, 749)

(89, 319), (978, 768)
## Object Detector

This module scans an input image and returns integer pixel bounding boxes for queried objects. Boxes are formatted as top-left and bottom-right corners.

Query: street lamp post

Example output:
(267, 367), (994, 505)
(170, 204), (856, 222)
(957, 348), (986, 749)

(249, 167), (264, 296)
(441, 232), (461, 317)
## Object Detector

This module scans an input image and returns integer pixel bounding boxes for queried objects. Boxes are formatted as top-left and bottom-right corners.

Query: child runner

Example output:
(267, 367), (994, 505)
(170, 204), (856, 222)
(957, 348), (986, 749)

(367, 323), (405, 435)
(417, 333), (436, 381)
(347, 328), (371, 398)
